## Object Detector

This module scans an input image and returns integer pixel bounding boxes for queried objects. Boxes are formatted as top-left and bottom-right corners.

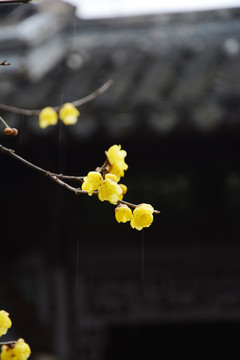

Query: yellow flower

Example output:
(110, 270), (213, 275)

(0, 310), (12, 337)
(106, 145), (128, 181)
(98, 174), (123, 205)
(1, 338), (31, 360)
(115, 204), (132, 223)
(59, 103), (80, 125)
(81, 171), (103, 196)
(130, 203), (154, 231)
(119, 184), (127, 200)
(39, 107), (58, 129)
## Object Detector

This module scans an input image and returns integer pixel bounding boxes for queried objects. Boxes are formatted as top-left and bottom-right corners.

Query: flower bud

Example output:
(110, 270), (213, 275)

(11, 128), (18, 136)
(4, 127), (18, 136)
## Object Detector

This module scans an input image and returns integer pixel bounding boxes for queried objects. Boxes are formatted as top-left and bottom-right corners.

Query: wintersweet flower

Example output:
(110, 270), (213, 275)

(81, 171), (103, 196)
(1, 338), (31, 360)
(130, 203), (154, 231)
(0, 310), (12, 337)
(106, 145), (128, 181)
(98, 174), (123, 204)
(39, 107), (58, 129)
(119, 184), (127, 200)
(115, 203), (132, 223)
(59, 103), (80, 125)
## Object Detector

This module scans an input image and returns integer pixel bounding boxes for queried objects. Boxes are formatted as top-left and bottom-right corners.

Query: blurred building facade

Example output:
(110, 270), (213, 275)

(1, 1), (240, 359)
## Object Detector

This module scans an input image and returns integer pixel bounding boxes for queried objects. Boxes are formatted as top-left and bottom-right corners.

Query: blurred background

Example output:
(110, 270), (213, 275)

(1, 0), (240, 359)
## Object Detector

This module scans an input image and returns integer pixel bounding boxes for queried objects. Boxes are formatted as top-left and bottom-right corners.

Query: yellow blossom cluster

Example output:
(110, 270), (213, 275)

(115, 203), (154, 230)
(1, 339), (31, 360)
(0, 311), (11, 337)
(39, 103), (80, 129)
(81, 145), (156, 230)
(0, 310), (31, 360)
(81, 145), (128, 205)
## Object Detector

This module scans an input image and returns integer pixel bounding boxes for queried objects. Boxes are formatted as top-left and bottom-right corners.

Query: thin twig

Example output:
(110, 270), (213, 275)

(0, 115), (18, 136)
(0, 143), (160, 214)
(0, 0), (31, 3)
(0, 341), (16, 346)
(0, 116), (8, 128)
(118, 199), (160, 214)
(71, 80), (113, 108)
(0, 79), (114, 116)
(0, 144), (87, 195)
(55, 174), (84, 182)
(0, 60), (10, 66)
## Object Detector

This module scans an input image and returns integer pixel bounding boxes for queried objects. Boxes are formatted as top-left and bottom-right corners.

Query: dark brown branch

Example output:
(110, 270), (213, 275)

(0, 115), (18, 136)
(0, 79), (114, 116)
(55, 174), (84, 182)
(71, 80), (113, 108)
(0, 341), (16, 346)
(0, 0), (30, 3)
(118, 199), (160, 214)
(0, 115), (8, 128)
(0, 60), (10, 66)
(0, 143), (160, 214)
(0, 144), (87, 195)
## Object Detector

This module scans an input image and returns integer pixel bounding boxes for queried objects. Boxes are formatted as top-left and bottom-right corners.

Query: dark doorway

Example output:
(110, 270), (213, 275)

(106, 321), (240, 359)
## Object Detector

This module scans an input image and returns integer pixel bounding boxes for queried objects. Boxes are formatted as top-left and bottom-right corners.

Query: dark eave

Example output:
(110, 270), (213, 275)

(1, 5), (240, 141)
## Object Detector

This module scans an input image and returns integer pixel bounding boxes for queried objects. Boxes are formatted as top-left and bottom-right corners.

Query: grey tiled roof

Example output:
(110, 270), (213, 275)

(1, 5), (240, 140)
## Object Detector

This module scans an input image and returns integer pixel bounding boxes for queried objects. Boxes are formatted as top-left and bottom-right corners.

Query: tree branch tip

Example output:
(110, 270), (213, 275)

(0, 341), (16, 346)
(0, 60), (10, 66)
(4, 127), (18, 136)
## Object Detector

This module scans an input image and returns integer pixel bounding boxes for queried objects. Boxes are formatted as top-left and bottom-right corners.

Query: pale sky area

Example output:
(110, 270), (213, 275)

(65, 0), (240, 18)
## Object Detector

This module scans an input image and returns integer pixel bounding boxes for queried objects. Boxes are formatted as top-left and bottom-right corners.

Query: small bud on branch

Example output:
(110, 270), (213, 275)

(4, 127), (18, 136)
(0, 60), (10, 66)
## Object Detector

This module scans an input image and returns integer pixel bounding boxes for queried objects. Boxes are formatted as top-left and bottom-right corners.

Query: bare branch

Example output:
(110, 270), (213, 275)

(0, 79), (114, 116)
(0, 142), (161, 214)
(0, 60), (10, 66)
(0, 0), (30, 4)
(0, 115), (18, 136)
(55, 174), (84, 182)
(0, 341), (16, 346)
(0, 144), (87, 195)
(118, 199), (161, 214)
(72, 79), (113, 108)
(0, 115), (9, 128)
